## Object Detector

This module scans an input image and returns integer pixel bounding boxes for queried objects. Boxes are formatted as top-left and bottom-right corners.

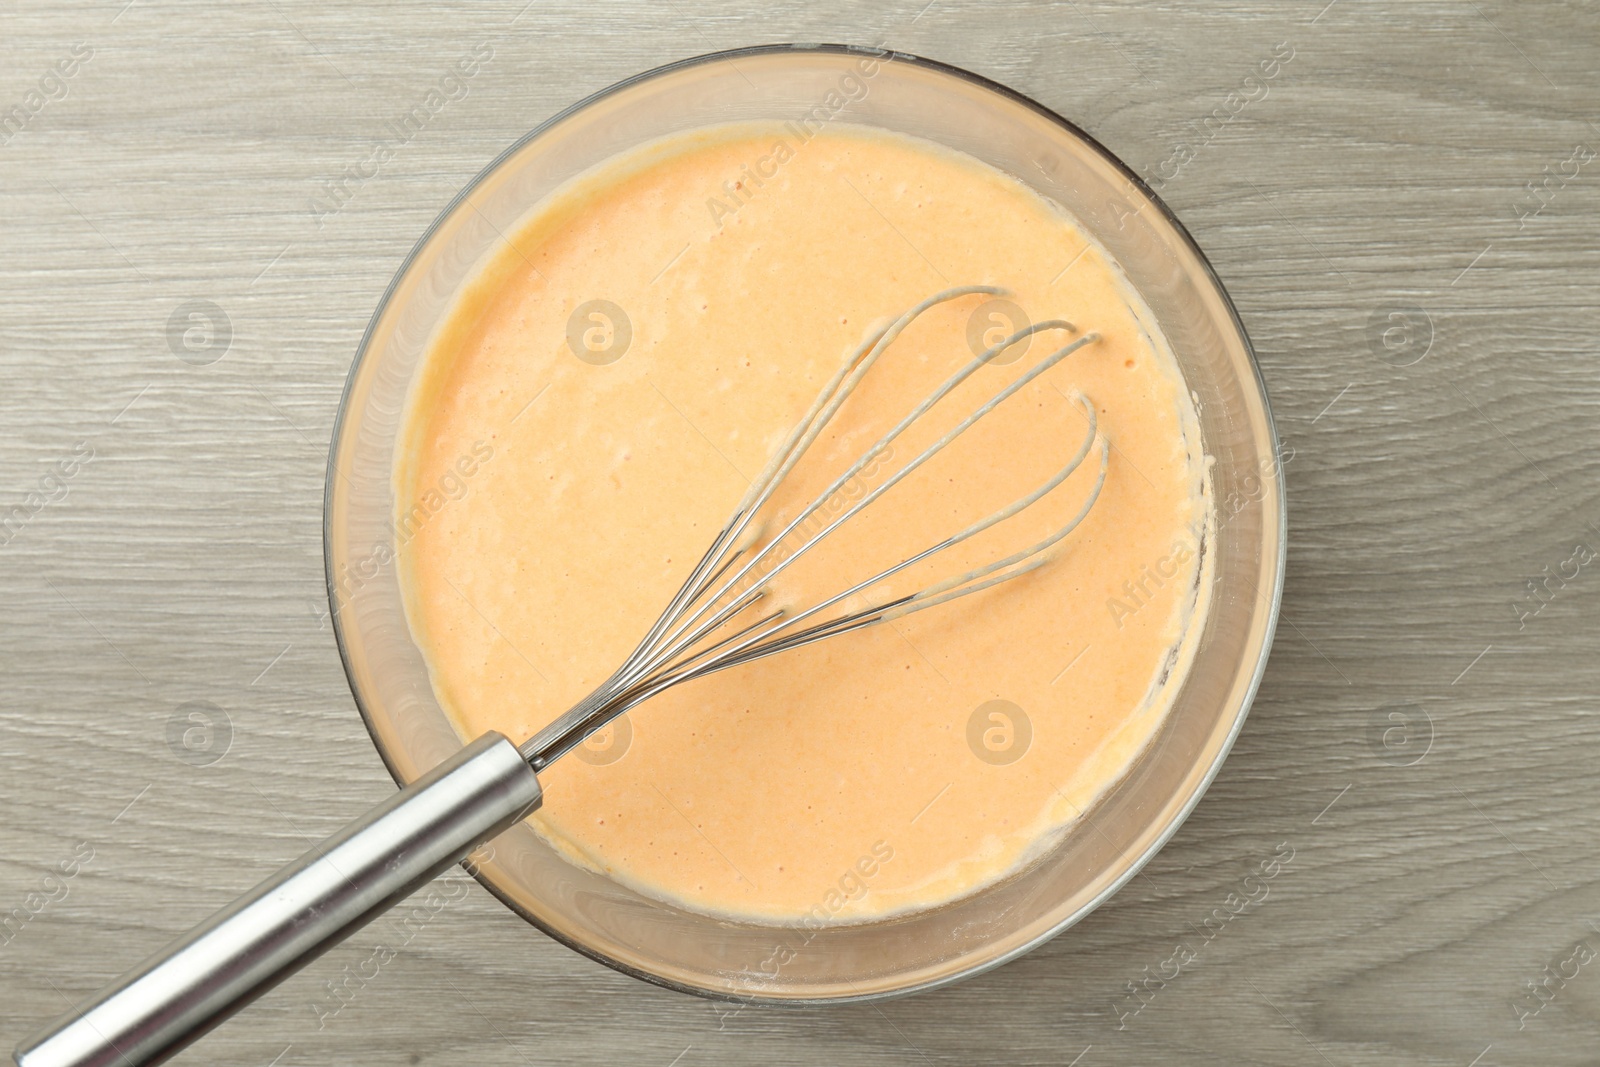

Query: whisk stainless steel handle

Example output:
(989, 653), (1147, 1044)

(17, 286), (1110, 1067)
(14, 733), (541, 1067)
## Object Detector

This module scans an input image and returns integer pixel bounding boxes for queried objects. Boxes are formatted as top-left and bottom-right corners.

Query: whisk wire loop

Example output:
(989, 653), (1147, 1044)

(522, 288), (1109, 769)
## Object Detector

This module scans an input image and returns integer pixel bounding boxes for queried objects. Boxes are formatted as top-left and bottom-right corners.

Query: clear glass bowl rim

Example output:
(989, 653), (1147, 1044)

(322, 42), (1287, 1005)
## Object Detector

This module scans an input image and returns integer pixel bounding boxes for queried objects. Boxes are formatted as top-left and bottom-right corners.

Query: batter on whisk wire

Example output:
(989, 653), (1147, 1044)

(396, 123), (1211, 923)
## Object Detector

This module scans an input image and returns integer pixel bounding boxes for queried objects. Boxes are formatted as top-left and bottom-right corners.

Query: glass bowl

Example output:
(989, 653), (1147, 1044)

(324, 44), (1285, 1004)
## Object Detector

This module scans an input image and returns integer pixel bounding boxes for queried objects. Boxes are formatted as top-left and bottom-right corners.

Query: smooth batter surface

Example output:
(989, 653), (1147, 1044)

(397, 124), (1210, 923)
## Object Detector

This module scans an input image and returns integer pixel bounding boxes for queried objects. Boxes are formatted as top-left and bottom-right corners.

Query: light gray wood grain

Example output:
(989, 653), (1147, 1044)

(3, 1), (1598, 1064)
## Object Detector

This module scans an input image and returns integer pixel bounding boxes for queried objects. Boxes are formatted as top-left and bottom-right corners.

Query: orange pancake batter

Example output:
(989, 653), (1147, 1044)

(396, 124), (1210, 923)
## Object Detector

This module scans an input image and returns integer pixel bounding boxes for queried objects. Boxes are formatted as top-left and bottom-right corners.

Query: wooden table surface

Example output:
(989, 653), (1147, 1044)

(3, 1), (1598, 1064)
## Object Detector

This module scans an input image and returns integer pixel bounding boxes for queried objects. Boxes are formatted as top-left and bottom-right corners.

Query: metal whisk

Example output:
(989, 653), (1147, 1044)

(17, 286), (1108, 1067)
